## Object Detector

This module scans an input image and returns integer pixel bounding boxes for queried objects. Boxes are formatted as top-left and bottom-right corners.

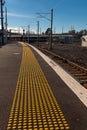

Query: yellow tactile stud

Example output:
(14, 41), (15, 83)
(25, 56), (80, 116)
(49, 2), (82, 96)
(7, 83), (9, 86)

(6, 42), (70, 130)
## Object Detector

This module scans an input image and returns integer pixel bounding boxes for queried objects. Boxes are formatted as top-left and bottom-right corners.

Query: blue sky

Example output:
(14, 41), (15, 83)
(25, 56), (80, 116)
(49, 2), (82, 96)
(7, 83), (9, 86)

(5, 0), (87, 33)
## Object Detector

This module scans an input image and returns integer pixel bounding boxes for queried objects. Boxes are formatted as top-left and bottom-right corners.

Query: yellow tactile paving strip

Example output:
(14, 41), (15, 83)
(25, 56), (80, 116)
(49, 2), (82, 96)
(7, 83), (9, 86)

(7, 42), (70, 130)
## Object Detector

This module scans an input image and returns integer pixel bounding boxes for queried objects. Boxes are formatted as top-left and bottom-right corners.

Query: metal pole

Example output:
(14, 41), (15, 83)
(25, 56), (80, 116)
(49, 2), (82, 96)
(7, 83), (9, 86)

(50, 8), (53, 49)
(5, 7), (7, 44)
(62, 26), (64, 34)
(37, 21), (39, 46)
(23, 29), (25, 42)
(0, 0), (4, 47)
(28, 25), (30, 43)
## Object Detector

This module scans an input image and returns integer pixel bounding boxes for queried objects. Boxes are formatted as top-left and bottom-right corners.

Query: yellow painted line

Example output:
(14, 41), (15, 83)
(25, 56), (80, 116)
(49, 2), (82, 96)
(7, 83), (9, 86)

(7, 42), (70, 130)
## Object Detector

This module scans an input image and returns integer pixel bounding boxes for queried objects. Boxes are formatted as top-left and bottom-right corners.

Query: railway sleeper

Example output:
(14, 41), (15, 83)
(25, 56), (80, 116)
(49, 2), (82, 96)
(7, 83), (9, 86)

(73, 73), (87, 76)
(78, 77), (87, 80)
(80, 79), (87, 83)
(68, 69), (81, 75)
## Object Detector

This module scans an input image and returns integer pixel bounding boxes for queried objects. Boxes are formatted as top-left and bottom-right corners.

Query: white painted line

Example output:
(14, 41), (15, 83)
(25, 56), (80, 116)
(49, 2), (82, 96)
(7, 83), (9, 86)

(28, 44), (87, 107)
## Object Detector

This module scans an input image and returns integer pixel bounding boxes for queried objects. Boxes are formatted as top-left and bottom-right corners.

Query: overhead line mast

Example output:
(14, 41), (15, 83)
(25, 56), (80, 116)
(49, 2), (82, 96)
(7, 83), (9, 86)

(5, 7), (7, 43)
(36, 8), (53, 49)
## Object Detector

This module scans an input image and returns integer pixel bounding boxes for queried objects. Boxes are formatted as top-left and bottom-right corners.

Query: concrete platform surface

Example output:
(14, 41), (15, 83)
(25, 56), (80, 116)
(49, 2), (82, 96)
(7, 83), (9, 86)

(0, 42), (87, 130)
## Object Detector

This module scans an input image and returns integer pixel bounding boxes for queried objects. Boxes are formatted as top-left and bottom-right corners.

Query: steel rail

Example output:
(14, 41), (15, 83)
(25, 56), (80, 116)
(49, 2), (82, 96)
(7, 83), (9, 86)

(38, 47), (87, 89)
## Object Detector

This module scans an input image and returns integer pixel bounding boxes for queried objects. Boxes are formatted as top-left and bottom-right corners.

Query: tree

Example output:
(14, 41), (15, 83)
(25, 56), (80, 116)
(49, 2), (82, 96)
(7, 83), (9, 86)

(45, 28), (51, 35)
(68, 30), (76, 35)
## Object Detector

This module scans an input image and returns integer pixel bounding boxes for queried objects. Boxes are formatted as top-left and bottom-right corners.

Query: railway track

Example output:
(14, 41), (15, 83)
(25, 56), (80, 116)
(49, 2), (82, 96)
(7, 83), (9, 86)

(38, 47), (87, 89)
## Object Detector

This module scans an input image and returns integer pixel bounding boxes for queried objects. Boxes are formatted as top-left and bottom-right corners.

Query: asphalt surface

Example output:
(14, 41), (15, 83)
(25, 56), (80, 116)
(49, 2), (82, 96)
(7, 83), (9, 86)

(0, 42), (22, 130)
(0, 41), (87, 130)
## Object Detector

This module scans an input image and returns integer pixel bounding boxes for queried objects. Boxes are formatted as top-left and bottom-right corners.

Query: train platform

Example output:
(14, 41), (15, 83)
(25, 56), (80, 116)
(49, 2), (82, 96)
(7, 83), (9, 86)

(0, 41), (87, 130)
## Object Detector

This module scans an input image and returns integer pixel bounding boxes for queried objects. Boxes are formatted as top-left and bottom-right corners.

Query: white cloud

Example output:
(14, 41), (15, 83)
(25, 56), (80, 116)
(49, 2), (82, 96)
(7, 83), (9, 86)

(7, 12), (35, 19)
(7, 26), (36, 34)
(7, 27), (20, 33)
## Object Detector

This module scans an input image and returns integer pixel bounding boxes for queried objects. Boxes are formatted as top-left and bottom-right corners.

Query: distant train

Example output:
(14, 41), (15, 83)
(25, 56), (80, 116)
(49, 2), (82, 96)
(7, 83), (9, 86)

(8, 34), (48, 43)
(7, 34), (73, 44)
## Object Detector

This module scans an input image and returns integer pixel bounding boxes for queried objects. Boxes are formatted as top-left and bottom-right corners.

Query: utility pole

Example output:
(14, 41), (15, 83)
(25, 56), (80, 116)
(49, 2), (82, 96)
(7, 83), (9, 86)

(28, 25), (30, 43)
(62, 26), (64, 34)
(5, 7), (7, 44)
(0, 0), (5, 47)
(54, 27), (56, 34)
(40, 27), (41, 34)
(50, 8), (53, 49)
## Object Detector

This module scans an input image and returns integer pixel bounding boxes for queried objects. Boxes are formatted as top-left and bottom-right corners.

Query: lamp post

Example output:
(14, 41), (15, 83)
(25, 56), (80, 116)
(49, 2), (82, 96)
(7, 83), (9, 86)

(23, 29), (25, 42)
(20, 25), (30, 43)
